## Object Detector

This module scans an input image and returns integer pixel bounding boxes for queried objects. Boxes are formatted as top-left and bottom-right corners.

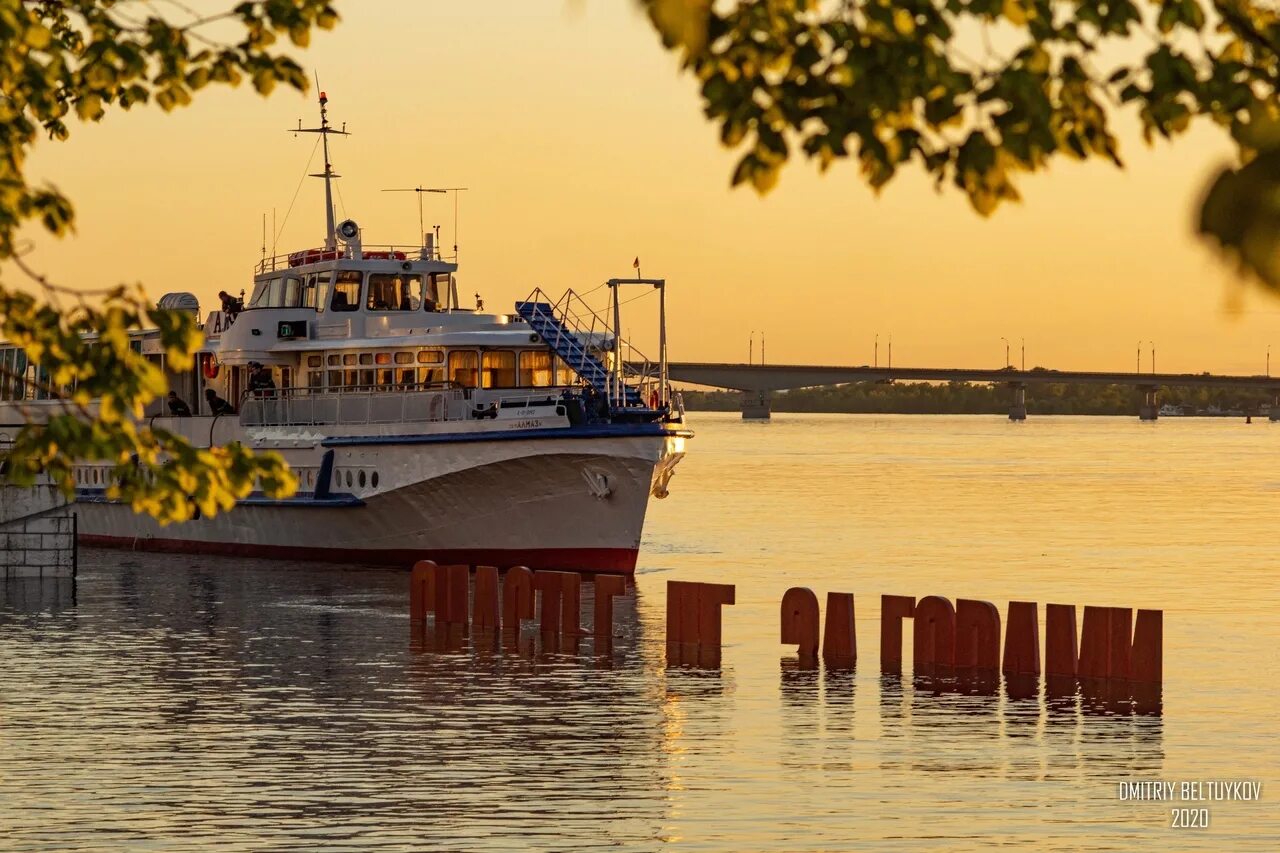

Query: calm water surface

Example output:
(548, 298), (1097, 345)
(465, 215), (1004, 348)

(3, 413), (1278, 850)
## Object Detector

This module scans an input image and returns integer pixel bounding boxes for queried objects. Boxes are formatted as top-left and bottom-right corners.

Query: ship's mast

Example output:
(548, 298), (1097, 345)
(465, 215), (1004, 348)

(293, 88), (348, 250)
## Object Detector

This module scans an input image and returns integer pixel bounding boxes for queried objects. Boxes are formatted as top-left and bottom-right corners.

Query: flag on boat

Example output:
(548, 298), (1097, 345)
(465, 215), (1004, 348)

(633, 257), (640, 269)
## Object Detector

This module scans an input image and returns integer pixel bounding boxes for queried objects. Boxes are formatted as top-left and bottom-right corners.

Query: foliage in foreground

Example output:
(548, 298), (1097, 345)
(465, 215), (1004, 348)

(0, 1), (339, 522)
(641, 0), (1280, 291)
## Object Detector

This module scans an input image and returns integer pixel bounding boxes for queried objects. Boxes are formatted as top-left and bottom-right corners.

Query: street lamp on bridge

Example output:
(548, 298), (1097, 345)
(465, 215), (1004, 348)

(1000, 337), (1010, 369)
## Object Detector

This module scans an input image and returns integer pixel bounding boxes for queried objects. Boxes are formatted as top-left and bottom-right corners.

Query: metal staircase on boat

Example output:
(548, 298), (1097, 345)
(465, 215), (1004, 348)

(515, 297), (645, 407)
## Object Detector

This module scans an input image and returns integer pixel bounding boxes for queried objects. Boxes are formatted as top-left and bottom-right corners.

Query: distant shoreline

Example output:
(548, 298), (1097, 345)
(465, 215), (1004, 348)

(678, 384), (1272, 418)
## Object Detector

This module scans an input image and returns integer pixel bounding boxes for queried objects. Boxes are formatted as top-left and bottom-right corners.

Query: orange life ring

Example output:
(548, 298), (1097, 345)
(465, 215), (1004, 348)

(201, 354), (220, 380)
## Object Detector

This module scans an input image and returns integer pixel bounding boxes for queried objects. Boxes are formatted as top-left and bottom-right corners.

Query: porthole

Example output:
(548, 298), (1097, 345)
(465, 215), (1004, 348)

(358, 470), (366, 488)
(345, 470), (353, 488)
(371, 471), (379, 489)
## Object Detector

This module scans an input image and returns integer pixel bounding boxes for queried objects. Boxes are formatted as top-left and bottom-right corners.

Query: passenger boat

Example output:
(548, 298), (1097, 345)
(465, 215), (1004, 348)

(0, 94), (691, 573)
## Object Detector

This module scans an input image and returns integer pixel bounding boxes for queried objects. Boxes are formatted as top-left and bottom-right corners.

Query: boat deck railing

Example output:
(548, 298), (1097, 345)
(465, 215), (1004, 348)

(254, 244), (458, 274)
(239, 385), (469, 426)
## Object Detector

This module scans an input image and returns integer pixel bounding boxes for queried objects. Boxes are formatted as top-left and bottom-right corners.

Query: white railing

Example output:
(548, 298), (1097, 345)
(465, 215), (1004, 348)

(239, 386), (467, 427)
(254, 244), (458, 274)
(523, 287), (665, 409)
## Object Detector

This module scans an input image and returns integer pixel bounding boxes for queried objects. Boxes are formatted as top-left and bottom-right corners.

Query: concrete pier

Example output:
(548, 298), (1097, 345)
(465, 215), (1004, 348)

(1138, 386), (1159, 421)
(1008, 384), (1027, 421)
(741, 391), (771, 420)
(1, 484), (77, 579)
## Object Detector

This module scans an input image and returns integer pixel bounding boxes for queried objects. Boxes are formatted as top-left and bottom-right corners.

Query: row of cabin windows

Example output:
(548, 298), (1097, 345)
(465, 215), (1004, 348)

(1, 347), (63, 402)
(247, 271), (451, 313)
(302, 349), (567, 391)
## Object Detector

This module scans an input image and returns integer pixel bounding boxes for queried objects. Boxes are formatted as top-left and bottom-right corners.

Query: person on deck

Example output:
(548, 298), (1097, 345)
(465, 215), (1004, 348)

(166, 391), (192, 417)
(205, 389), (234, 416)
(247, 362), (276, 397)
(218, 290), (243, 318)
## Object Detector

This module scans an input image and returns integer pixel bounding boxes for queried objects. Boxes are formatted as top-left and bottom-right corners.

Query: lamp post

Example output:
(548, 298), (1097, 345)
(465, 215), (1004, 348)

(1001, 337), (1010, 368)
(749, 330), (755, 365)
(1151, 342), (1156, 374)
(888, 333), (893, 369)
(1020, 337), (1025, 371)
(874, 334), (879, 368)
(1136, 340), (1142, 374)
(1268, 345), (1270, 377)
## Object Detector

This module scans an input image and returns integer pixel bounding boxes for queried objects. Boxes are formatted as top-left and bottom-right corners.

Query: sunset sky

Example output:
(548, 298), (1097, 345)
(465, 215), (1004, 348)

(15, 1), (1279, 375)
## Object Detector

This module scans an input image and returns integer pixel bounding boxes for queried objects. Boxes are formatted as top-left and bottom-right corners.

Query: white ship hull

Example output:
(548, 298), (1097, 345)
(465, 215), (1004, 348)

(76, 425), (688, 573)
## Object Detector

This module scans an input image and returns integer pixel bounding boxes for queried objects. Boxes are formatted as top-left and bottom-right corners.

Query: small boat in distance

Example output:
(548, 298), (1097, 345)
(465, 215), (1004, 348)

(0, 93), (691, 573)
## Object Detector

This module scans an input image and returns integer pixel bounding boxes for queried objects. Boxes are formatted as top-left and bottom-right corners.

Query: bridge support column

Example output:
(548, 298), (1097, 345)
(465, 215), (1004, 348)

(1271, 393), (1280, 422)
(1008, 383), (1027, 421)
(1138, 386), (1158, 421)
(741, 390), (771, 420)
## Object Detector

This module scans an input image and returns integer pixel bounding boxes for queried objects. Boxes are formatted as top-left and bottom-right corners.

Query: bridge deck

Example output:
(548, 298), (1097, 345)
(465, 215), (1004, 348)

(659, 362), (1280, 393)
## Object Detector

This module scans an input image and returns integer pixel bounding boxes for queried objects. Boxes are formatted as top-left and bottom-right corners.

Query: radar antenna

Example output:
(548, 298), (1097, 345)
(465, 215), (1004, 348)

(292, 82), (349, 250)
(381, 186), (468, 259)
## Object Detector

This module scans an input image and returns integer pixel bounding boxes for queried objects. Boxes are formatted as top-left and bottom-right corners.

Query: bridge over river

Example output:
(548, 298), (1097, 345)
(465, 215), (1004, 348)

(657, 362), (1280, 420)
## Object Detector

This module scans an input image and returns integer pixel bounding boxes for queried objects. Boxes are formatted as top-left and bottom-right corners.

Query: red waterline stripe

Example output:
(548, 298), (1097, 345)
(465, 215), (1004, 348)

(77, 535), (639, 574)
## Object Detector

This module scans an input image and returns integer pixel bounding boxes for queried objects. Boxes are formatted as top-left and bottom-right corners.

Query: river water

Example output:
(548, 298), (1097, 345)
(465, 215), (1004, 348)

(2, 413), (1277, 850)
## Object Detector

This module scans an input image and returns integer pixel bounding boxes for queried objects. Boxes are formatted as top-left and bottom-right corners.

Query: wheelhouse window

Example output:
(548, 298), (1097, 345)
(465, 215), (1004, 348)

(482, 351), (517, 388)
(366, 273), (423, 311)
(247, 279), (269, 308)
(282, 276), (303, 307)
(301, 273), (327, 310)
(426, 274), (445, 311)
(331, 271), (361, 311)
(519, 351), (554, 387)
(448, 351), (479, 387)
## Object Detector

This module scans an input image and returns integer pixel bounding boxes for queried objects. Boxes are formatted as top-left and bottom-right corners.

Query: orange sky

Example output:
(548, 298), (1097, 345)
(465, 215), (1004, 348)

(14, 1), (1279, 375)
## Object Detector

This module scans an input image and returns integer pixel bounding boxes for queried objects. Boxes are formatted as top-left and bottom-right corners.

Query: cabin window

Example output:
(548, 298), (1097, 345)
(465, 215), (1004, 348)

(308, 371), (323, 389)
(265, 278), (284, 307)
(366, 273), (423, 311)
(328, 369), (342, 389)
(358, 353), (373, 366)
(359, 369), (374, 389)
(428, 274), (448, 311)
(398, 368), (416, 388)
(307, 355), (322, 368)
(554, 356), (574, 385)
(327, 354), (341, 366)
(417, 367), (441, 386)
(482, 351), (517, 389)
(247, 279), (269, 308)
(375, 352), (391, 366)
(330, 271), (361, 312)
(520, 351), (554, 387)
(301, 274), (325, 309)
(417, 349), (444, 364)
(394, 352), (413, 365)
(282, 276), (303, 307)
(448, 351), (479, 388)
(378, 368), (395, 387)
(344, 369), (358, 389)
(343, 353), (358, 366)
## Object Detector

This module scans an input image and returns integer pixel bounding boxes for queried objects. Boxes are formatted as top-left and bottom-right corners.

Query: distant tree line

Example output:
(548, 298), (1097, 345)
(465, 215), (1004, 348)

(679, 382), (1276, 416)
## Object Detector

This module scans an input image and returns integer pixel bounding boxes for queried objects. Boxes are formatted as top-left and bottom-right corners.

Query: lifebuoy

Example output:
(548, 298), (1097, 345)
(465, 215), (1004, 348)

(201, 354), (220, 380)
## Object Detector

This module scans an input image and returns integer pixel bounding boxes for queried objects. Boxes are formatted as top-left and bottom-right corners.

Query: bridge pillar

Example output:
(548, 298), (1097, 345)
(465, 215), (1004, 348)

(1271, 393), (1280, 422)
(1138, 386), (1158, 421)
(1008, 383), (1027, 421)
(741, 390), (771, 420)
